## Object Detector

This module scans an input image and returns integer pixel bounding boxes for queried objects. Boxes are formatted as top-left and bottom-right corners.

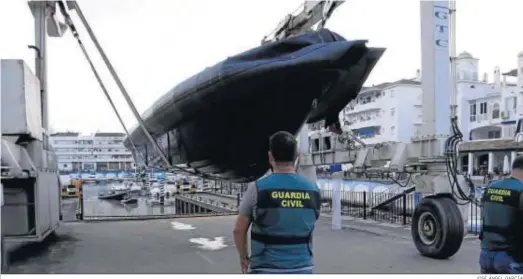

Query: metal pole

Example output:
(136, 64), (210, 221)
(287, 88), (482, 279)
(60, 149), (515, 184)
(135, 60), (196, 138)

(449, 0), (457, 119)
(79, 184), (84, 220)
(402, 194), (407, 225)
(33, 2), (49, 149)
(297, 125), (317, 181)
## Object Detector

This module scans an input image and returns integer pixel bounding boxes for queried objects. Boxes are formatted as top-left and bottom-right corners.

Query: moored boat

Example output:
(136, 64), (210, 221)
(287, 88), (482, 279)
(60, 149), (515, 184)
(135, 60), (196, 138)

(98, 190), (127, 201)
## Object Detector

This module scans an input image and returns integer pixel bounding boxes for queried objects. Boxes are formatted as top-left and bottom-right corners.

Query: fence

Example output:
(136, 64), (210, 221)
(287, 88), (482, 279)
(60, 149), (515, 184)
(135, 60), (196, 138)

(206, 181), (248, 198)
(62, 183), (241, 222)
(320, 189), (482, 235)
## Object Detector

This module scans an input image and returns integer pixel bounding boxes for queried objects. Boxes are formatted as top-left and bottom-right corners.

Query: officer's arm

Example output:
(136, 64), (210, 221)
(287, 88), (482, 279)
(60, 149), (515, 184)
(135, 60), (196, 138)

(233, 183), (256, 259)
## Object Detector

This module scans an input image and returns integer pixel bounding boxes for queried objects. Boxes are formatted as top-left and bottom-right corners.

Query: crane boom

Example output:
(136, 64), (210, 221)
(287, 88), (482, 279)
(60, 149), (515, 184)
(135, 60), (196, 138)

(263, 1), (367, 147)
(262, 0), (345, 44)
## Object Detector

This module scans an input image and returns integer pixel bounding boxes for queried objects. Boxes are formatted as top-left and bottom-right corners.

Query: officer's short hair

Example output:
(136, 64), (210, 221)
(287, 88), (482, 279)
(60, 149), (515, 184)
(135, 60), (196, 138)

(269, 131), (297, 162)
(512, 155), (523, 170)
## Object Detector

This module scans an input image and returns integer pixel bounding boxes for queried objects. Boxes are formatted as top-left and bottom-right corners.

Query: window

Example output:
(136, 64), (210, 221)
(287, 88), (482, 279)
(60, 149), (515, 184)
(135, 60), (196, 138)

(506, 96), (517, 110)
(503, 126), (516, 137)
(469, 103), (476, 122)
(480, 102), (487, 114)
(391, 108), (395, 117)
(487, 130), (501, 139)
(492, 103), (500, 119)
(390, 126), (396, 135)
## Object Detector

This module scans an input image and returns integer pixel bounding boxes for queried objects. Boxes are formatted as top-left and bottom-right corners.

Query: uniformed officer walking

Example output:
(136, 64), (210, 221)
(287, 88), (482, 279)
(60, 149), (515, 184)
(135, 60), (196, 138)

(233, 131), (321, 274)
(479, 155), (523, 274)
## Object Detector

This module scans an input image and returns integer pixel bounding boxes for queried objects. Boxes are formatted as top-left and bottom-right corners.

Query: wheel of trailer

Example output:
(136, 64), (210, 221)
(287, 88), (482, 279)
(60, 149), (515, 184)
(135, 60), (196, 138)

(411, 196), (464, 259)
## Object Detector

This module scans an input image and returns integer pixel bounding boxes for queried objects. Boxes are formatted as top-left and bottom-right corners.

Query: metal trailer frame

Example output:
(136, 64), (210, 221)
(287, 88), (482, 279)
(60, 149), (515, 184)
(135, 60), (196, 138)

(0, 1), (68, 251)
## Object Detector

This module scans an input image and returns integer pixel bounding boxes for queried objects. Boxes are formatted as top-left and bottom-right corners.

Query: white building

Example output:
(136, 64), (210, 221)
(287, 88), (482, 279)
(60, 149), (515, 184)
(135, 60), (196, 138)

(455, 51), (523, 176)
(50, 132), (135, 173)
(342, 78), (422, 144)
(310, 50), (523, 177)
(308, 75), (423, 151)
(455, 51), (519, 141)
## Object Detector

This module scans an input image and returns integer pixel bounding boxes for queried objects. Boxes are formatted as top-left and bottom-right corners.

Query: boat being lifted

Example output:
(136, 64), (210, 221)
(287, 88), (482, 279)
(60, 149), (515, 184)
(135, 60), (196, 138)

(123, 29), (385, 183)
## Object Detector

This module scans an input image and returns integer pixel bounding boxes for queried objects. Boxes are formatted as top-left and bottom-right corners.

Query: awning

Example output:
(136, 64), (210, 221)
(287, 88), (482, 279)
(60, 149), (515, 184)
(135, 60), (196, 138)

(329, 164), (342, 172)
(358, 126), (376, 136)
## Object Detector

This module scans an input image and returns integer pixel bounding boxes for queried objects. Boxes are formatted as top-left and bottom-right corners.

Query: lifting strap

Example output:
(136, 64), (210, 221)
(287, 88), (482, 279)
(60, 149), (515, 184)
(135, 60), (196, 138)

(58, 2), (200, 176)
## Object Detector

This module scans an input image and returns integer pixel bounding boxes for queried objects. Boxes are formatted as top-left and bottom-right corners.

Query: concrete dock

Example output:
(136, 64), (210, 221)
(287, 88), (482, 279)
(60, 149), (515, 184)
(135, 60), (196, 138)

(6, 215), (481, 274)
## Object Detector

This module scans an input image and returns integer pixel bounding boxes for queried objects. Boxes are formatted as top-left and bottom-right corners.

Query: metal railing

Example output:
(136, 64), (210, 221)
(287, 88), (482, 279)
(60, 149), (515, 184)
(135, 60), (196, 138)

(320, 189), (482, 235)
(61, 184), (242, 222)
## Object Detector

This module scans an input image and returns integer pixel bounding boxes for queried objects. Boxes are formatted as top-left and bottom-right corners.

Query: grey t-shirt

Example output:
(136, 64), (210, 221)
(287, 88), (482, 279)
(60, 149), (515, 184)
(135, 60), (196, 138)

(238, 182), (257, 219)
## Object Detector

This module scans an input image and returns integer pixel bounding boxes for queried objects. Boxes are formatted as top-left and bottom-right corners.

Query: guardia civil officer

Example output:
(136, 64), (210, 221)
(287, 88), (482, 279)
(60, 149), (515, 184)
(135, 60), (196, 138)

(233, 131), (321, 274)
(479, 155), (523, 274)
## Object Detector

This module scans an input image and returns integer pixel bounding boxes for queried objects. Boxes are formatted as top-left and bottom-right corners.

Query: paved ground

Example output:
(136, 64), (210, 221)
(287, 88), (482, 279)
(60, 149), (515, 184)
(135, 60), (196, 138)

(6, 214), (481, 274)
(319, 213), (482, 239)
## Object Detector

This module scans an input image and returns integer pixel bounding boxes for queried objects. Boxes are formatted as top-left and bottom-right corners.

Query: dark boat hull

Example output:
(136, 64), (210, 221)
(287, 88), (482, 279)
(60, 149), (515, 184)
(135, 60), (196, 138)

(121, 198), (138, 204)
(98, 192), (127, 201)
(124, 29), (385, 182)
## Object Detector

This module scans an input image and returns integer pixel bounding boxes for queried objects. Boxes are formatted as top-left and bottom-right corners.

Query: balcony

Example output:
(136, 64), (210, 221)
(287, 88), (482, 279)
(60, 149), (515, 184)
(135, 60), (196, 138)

(469, 113), (505, 130)
(348, 116), (381, 130)
(346, 102), (381, 115)
(56, 150), (94, 155)
(93, 144), (126, 149)
(360, 136), (387, 145)
(469, 125), (502, 141)
(56, 157), (134, 163)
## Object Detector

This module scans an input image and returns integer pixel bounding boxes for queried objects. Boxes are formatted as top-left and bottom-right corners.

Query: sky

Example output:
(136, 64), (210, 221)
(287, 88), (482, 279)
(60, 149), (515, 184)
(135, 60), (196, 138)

(1, 0), (523, 135)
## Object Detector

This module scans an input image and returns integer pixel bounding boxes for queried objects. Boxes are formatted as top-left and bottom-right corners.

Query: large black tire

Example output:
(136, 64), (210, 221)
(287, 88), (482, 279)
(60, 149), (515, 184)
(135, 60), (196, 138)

(411, 196), (464, 259)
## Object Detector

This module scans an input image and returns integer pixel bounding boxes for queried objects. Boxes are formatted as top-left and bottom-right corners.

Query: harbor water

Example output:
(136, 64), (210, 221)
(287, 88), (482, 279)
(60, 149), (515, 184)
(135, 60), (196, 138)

(62, 181), (179, 221)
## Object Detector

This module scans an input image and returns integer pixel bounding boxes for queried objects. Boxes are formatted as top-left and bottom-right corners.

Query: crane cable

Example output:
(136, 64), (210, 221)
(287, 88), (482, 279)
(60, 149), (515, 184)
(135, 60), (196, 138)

(65, 1), (172, 166)
(57, 1), (201, 177)
(56, 1), (144, 165)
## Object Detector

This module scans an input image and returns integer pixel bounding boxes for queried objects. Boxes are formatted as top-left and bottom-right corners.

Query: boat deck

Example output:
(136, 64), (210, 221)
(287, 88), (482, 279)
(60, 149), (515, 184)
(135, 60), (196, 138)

(6, 215), (481, 274)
